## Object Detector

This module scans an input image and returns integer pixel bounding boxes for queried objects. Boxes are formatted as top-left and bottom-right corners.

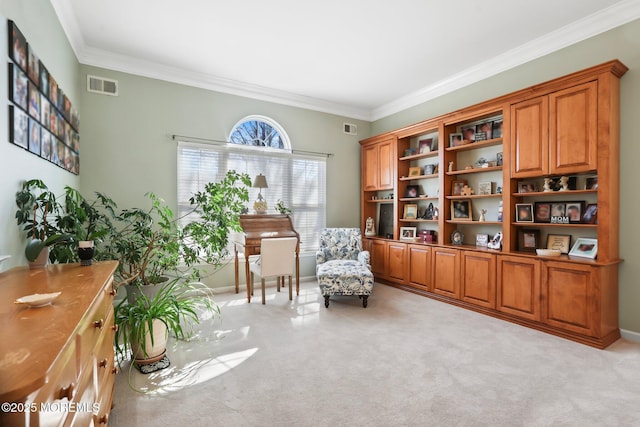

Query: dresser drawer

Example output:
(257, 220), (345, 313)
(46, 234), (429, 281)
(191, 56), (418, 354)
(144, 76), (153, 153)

(76, 278), (115, 369)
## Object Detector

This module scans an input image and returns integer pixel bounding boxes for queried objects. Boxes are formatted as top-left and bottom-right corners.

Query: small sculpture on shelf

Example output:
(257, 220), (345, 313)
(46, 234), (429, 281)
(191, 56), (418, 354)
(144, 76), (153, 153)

(478, 209), (487, 222)
(364, 217), (376, 237)
(543, 178), (554, 192)
(558, 176), (569, 191)
(488, 232), (503, 250)
(448, 161), (454, 172)
(460, 185), (474, 196)
(433, 207), (439, 220)
(422, 203), (435, 220)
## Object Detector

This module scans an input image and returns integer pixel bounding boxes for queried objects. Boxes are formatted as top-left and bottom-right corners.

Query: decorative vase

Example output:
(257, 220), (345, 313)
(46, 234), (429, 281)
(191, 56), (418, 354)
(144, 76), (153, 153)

(28, 247), (49, 269)
(77, 241), (95, 266)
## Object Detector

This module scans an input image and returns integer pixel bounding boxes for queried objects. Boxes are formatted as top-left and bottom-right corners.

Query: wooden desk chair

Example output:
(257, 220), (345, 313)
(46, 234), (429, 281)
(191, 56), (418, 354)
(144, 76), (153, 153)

(249, 237), (298, 304)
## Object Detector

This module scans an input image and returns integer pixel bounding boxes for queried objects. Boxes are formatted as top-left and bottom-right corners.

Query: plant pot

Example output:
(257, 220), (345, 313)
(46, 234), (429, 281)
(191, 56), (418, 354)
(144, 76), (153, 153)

(125, 277), (168, 305)
(77, 240), (95, 266)
(131, 319), (168, 363)
(28, 247), (49, 269)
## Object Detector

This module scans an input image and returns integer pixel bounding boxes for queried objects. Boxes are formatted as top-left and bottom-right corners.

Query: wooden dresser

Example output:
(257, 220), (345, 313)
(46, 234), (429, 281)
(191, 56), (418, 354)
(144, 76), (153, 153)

(0, 261), (118, 426)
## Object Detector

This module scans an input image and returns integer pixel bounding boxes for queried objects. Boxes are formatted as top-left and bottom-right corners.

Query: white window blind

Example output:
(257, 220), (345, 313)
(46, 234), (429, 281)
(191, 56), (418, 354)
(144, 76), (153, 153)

(177, 141), (326, 252)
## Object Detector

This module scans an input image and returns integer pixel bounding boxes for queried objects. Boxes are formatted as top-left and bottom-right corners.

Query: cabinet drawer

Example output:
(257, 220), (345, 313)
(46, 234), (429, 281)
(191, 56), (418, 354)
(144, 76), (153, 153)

(76, 279), (115, 368)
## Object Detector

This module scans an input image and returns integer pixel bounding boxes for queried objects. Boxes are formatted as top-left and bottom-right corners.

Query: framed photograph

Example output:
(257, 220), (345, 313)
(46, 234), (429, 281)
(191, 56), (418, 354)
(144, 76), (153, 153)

(569, 238), (598, 259)
(408, 166), (422, 177)
(451, 200), (472, 221)
(405, 185), (419, 198)
(28, 81), (40, 119)
(403, 204), (418, 219)
(492, 120), (503, 138)
(29, 118), (41, 155)
(451, 230), (464, 245)
(9, 21), (28, 72)
(430, 137), (438, 151)
(423, 164), (435, 175)
(400, 227), (417, 240)
(478, 181), (492, 195)
(515, 203), (534, 222)
(461, 126), (475, 143)
(534, 202), (552, 223)
(41, 129), (52, 160)
(518, 229), (540, 252)
(39, 62), (50, 99)
(475, 122), (492, 141)
(41, 97), (51, 130)
(449, 133), (463, 147)
(476, 233), (489, 247)
(582, 203), (598, 224)
(452, 180), (467, 196)
(566, 202), (584, 223)
(585, 176), (598, 190)
(28, 45), (40, 86)
(547, 234), (571, 254)
(9, 106), (29, 149)
(418, 138), (432, 154)
(496, 152), (503, 166)
(9, 63), (29, 111)
(550, 203), (566, 218)
(517, 181), (538, 193)
(49, 135), (59, 164)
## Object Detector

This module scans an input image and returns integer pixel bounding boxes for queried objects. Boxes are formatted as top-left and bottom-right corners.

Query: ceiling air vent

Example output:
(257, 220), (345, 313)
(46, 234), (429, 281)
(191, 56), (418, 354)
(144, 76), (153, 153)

(87, 75), (118, 96)
(343, 123), (357, 135)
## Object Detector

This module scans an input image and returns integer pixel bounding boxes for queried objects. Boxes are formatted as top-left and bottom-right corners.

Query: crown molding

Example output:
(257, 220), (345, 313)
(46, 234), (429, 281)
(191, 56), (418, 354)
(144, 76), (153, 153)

(371, 0), (640, 121)
(52, 0), (640, 123)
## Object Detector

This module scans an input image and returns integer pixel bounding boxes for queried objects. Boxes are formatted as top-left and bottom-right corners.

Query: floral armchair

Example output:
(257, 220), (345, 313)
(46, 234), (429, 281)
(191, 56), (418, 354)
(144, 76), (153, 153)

(316, 228), (373, 308)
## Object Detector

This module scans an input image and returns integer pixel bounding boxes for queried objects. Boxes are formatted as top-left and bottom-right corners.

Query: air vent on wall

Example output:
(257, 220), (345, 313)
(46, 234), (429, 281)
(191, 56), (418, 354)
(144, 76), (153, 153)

(343, 123), (357, 135)
(87, 75), (118, 96)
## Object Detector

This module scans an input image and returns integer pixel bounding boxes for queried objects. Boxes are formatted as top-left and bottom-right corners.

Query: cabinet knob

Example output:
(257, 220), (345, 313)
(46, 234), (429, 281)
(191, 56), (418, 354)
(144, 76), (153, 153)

(97, 414), (109, 424)
(111, 324), (119, 332)
(58, 383), (74, 400)
(109, 289), (116, 297)
(99, 358), (108, 368)
(93, 318), (104, 329)
(111, 366), (119, 375)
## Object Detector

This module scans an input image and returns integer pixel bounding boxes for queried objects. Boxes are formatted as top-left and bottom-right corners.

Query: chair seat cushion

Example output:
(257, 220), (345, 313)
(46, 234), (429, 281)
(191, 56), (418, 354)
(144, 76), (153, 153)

(317, 260), (374, 296)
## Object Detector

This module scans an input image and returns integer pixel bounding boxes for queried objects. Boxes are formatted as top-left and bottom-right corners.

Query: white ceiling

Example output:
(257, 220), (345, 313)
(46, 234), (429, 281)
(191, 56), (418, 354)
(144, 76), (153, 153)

(51, 0), (640, 121)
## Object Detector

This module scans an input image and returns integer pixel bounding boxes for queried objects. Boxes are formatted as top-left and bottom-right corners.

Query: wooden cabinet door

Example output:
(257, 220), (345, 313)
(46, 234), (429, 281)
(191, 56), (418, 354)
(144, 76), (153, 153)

(387, 241), (407, 282)
(370, 239), (387, 277)
(510, 96), (549, 178)
(362, 144), (379, 191)
(408, 244), (431, 289)
(461, 251), (496, 309)
(497, 255), (540, 321)
(378, 140), (394, 190)
(542, 261), (596, 336)
(549, 81), (597, 174)
(431, 247), (460, 299)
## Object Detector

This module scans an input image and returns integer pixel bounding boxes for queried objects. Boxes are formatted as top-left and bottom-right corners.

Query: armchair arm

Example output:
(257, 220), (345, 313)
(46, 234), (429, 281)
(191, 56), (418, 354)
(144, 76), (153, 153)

(358, 250), (370, 268)
(316, 250), (327, 265)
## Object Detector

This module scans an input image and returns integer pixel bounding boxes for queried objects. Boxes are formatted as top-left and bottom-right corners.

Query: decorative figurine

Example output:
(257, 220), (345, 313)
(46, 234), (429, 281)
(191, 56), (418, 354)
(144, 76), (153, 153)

(543, 178), (554, 192)
(478, 209), (487, 222)
(364, 217), (376, 236)
(448, 161), (454, 172)
(461, 185), (474, 196)
(497, 201), (503, 222)
(488, 232), (503, 250)
(422, 203), (435, 220)
(433, 207), (439, 220)
(559, 176), (569, 191)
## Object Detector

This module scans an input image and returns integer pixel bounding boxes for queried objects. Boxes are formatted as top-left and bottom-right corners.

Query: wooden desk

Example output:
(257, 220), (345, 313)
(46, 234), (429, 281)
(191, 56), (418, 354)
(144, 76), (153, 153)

(233, 214), (300, 303)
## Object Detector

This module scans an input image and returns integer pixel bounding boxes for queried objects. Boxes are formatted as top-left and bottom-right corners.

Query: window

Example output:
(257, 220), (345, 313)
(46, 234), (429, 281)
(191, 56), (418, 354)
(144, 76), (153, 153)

(177, 116), (326, 253)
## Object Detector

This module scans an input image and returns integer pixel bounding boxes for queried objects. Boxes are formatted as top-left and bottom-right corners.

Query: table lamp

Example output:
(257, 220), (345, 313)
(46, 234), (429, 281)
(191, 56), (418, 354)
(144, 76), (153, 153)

(253, 173), (268, 214)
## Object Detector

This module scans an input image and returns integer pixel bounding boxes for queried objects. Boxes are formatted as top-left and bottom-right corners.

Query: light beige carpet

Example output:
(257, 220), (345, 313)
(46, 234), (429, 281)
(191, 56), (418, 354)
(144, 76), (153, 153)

(109, 280), (640, 426)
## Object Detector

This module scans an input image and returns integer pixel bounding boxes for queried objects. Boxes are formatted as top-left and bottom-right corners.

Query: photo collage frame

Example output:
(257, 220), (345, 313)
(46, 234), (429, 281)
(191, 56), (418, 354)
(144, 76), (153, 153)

(8, 20), (80, 174)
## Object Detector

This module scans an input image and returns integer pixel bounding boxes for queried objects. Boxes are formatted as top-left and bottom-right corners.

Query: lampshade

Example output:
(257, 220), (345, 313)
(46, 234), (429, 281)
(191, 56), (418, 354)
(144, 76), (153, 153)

(253, 174), (268, 189)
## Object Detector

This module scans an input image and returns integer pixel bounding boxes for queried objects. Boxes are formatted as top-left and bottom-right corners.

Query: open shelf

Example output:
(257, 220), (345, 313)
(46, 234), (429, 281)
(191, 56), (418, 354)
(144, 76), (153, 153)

(445, 138), (503, 152)
(447, 194), (502, 200)
(399, 173), (438, 181)
(399, 150), (439, 161)
(446, 166), (502, 176)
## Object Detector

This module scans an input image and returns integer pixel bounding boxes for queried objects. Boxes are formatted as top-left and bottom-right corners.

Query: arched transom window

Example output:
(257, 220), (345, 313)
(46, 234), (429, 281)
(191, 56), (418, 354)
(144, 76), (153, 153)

(228, 115), (290, 149)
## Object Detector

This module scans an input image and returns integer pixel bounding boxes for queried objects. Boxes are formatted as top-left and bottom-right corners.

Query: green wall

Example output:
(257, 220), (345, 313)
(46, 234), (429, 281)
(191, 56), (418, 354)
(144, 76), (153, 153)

(0, 0), (81, 271)
(371, 19), (640, 337)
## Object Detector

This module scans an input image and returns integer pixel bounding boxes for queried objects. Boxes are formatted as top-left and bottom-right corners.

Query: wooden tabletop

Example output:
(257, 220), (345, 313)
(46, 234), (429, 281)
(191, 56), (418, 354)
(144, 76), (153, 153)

(0, 261), (118, 403)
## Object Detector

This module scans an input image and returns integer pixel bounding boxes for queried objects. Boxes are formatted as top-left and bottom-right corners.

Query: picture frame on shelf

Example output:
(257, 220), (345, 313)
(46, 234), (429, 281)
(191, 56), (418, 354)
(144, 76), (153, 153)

(478, 181), (492, 195)
(517, 181), (538, 193)
(534, 202), (551, 223)
(496, 152), (503, 166)
(547, 234), (571, 254)
(451, 230), (464, 245)
(516, 203), (534, 222)
(430, 137), (439, 151)
(400, 227), (417, 240)
(449, 133), (463, 147)
(405, 185), (419, 198)
(518, 229), (540, 252)
(408, 166), (422, 177)
(423, 164), (435, 175)
(451, 200), (472, 221)
(452, 180), (467, 196)
(418, 138), (432, 154)
(476, 233), (489, 247)
(569, 238), (598, 259)
(492, 120), (503, 138)
(403, 204), (418, 219)
(461, 126), (476, 143)
(582, 203), (598, 224)
(566, 202), (584, 223)
(550, 203), (566, 218)
(585, 176), (598, 190)
(475, 122), (492, 141)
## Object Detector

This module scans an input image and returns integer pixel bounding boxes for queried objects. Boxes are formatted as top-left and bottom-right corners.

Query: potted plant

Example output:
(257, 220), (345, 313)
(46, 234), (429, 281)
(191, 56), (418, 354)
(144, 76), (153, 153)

(114, 278), (218, 364)
(15, 179), (72, 267)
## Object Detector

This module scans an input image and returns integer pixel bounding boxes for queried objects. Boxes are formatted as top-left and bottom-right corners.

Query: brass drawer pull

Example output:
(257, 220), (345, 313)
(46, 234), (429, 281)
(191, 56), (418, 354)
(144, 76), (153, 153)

(93, 318), (104, 329)
(58, 383), (74, 400)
